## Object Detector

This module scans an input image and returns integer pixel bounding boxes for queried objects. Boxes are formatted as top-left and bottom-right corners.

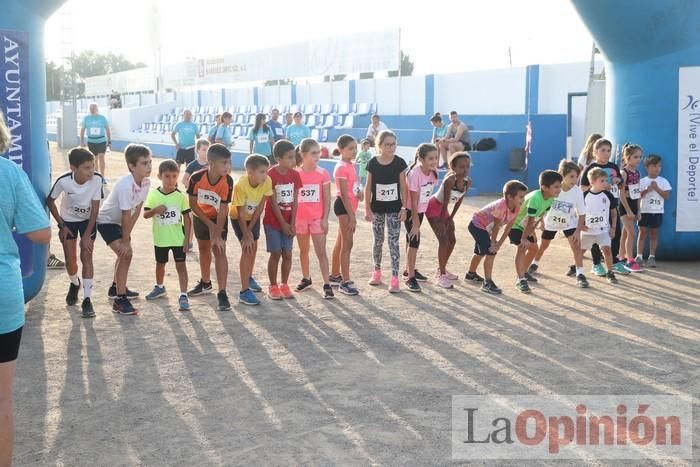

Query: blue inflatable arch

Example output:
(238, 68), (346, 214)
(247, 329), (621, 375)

(1, 0), (698, 304)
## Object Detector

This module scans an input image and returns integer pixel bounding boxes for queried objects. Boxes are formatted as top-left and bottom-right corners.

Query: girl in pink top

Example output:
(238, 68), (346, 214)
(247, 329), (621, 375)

(294, 138), (334, 298)
(330, 135), (363, 295)
(404, 143), (439, 292)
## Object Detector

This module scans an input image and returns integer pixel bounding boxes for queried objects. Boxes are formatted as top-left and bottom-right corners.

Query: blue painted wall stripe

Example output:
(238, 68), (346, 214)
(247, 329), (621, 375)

(253, 87), (259, 106)
(425, 75), (435, 116)
(525, 65), (540, 115)
(221, 88), (226, 108)
(291, 83), (297, 105)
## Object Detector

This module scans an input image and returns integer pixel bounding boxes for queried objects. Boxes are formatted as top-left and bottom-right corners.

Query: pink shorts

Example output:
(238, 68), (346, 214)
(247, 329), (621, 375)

(425, 197), (448, 219)
(296, 218), (324, 236)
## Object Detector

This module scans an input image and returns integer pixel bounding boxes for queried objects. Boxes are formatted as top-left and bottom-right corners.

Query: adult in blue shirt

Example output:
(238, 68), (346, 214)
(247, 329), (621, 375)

(170, 109), (201, 168)
(285, 111), (311, 146)
(248, 113), (276, 163)
(80, 103), (111, 181)
(0, 111), (51, 466)
(267, 108), (285, 142)
(214, 111), (234, 147)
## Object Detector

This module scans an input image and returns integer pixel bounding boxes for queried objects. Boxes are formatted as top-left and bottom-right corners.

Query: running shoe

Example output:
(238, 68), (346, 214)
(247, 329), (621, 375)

(146, 285), (167, 300)
(239, 289), (260, 306)
(268, 285), (283, 300)
(388, 276), (400, 293)
(480, 280), (502, 295)
(437, 274), (454, 289)
(329, 274), (343, 287)
(405, 277), (421, 292)
(339, 281), (359, 296)
(516, 279), (531, 294)
(187, 280), (213, 296)
(217, 291), (232, 310)
(81, 298), (96, 318)
(524, 272), (538, 283)
(108, 283), (139, 300)
(178, 295), (190, 311)
(47, 254), (65, 269)
(296, 277), (313, 292)
(576, 274), (590, 288)
(248, 277), (263, 293)
(606, 271), (618, 284)
(464, 271), (484, 282)
(368, 270), (382, 286)
(612, 262), (630, 275)
(647, 256), (657, 268)
(323, 284), (335, 299)
(66, 280), (80, 306)
(591, 263), (607, 277)
(625, 260), (642, 272)
(402, 270), (428, 282)
(527, 263), (539, 275)
(279, 283), (294, 299)
(566, 265), (577, 277)
(112, 297), (137, 315)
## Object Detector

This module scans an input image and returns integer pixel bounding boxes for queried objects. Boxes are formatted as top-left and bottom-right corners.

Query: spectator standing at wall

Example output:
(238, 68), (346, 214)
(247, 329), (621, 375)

(267, 108), (285, 142)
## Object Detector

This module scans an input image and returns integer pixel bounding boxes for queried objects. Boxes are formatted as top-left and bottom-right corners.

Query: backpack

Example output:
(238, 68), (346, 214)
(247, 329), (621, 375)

(475, 137), (496, 151)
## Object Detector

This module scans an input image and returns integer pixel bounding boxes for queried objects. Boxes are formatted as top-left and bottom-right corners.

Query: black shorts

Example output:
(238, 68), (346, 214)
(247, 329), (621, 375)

(193, 216), (228, 241)
(404, 211), (424, 249)
(231, 218), (261, 241)
(508, 228), (536, 246)
(469, 221), (495, 256)
(155, 246), (186, 264)
(542, 227), (577, 241)
(176, 148), (195, 165)
(97, 223), (123, 245)
(87, 142), (107, 155)
(619, 198), (639, 217)
(0, 326), (22, 363)
(639, 213), (663, 229)
(334, 197), (349, 216)
(63, 220), (97, 240)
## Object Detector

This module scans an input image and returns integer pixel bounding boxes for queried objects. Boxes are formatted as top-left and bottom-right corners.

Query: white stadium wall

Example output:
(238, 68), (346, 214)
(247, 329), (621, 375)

(434, 67), (527, 115)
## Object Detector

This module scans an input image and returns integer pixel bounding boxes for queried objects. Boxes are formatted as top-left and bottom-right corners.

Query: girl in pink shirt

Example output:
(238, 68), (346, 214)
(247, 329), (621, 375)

(330, 135), (363, 295)
(404, 144), (439, 292)
(294, 138), (334, 299)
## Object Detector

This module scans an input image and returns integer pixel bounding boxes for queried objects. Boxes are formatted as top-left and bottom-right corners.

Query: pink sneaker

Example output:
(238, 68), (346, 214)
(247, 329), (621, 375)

(279, 283), (295, 299)
(388, 276), (400, 293)
(625, 260), (642, 272)
(369, 270), (382, 285)
(437, 274), (454, 289)
(268, 285), (283, 300)
(445, 270), (459, 280)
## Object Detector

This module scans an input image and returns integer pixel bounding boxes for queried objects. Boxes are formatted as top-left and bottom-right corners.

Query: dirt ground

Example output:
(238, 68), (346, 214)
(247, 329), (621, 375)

(13, 145), (699, 466)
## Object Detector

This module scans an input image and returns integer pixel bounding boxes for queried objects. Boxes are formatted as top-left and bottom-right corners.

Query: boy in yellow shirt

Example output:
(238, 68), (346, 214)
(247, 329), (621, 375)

(230, 154), (273, 305)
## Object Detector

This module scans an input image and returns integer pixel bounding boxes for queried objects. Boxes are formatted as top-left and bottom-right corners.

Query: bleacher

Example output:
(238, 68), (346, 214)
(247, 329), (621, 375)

(133, 102), (378, 142)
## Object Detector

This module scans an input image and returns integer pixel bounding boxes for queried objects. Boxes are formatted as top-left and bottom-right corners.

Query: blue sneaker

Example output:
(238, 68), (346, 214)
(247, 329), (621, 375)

(248, 277), (263, 293)
(239, 289), (260, 306)
(612, 261), (630, 275)
(591, 263), (607, 277)
(178, 294), (190, 311)
(146, 285), (167, 300)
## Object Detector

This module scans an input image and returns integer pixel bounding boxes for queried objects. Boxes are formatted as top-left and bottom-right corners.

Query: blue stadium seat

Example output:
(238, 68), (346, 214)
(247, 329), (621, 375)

(305, 114), (320, 128)
(289, 104), (299, 114)
(369, 102), (378, 115)
(355, 102), (371, 116)
(173, 107), (181, 116)
(349, 103), (358, 115)
(318, 114), (336, 129)
(279, 104), (289, 113)
(319, 104), (332, 115)
(262, 105), (271, 115)
(232, 114), (244, 127)
(335, 114), (354, 129)
(318, 128), (328, 143)
(243, 114), (255, 127)
(311, 128), (319, 140)
(238, 126), (248, 137)
(200, 124), (209, 135)
(337, 103), (350, 116)
(249, 105), (259, 115)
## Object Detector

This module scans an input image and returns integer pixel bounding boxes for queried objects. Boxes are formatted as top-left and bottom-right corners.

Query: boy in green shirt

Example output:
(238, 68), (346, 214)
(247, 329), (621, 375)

(143, 160), (193, 310)
(356, 139), (373, 187)
(508, 170), (562, 293)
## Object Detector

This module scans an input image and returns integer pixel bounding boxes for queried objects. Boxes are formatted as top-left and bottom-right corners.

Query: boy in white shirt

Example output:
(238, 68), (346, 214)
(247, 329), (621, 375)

(581, 168), (619, 284)
(46, 147), (104, 318)
(636, 154), (672, 267)
(97, 144), (153, 315)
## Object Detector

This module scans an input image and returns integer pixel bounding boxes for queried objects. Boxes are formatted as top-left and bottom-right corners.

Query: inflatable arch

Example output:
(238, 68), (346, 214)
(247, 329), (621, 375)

(1, 0), (698, 305)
